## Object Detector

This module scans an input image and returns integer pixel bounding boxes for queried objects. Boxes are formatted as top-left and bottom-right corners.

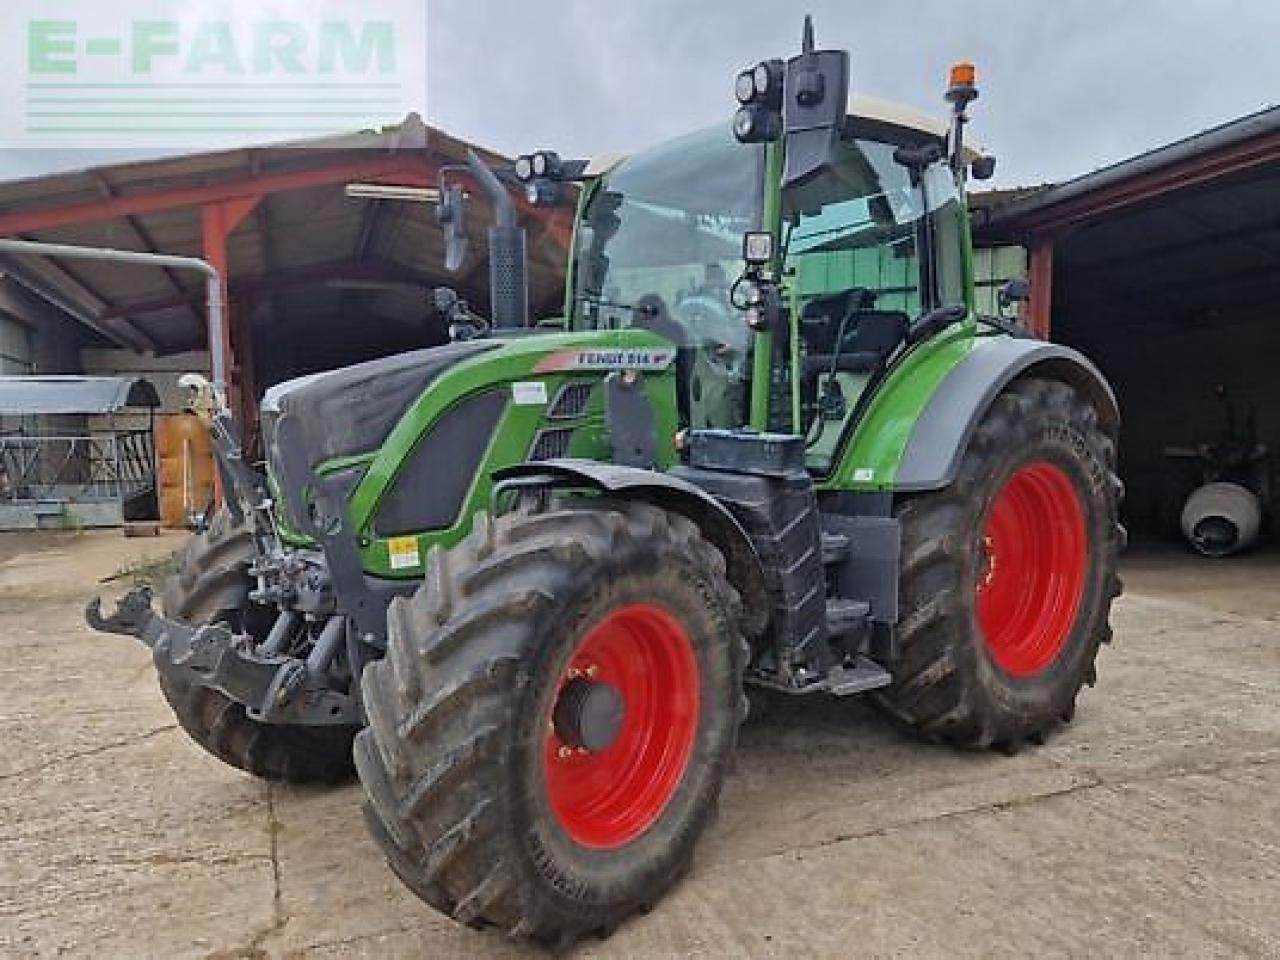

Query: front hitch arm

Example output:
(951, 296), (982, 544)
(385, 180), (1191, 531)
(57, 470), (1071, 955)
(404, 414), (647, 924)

(85, 586), (158, 639)
(85, 587), (361, 727)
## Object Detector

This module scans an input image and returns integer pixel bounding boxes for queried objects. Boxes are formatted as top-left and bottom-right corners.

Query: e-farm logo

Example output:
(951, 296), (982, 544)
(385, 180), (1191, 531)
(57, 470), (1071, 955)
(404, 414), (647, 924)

(1, 1), (427, 148)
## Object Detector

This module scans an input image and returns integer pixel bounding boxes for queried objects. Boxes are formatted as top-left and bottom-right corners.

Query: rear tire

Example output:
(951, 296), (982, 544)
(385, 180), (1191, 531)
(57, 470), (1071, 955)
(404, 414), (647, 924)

(356, 499), (747, 945)
(875, 377), (1123, 749)
(159, 509), (357, 783)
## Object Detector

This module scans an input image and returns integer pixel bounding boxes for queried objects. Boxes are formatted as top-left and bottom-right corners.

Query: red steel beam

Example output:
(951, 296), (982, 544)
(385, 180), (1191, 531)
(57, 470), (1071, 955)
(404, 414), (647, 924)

(1018, 130), (1280, 233)
(0, 156), (440, 237)
(0, 154), (574, 249)
(1025, 234), (1055, 339)
(100, 257), (434, 319)
(202, 196), (262, 412)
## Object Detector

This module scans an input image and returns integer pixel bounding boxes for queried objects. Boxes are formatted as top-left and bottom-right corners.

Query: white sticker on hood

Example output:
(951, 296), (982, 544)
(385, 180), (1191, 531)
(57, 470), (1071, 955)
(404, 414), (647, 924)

(512, 381), (548, 406)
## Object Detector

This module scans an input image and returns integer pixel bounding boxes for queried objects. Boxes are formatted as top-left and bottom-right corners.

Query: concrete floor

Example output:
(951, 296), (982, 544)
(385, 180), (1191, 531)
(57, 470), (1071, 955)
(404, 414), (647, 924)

(1, 530), (1277, 959)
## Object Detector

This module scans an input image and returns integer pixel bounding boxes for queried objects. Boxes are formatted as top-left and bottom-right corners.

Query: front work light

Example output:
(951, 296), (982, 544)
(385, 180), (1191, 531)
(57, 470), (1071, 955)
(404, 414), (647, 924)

(514, 155), (534, 182)
(735, 70), (757, 104)
(733, 104), (781, 144)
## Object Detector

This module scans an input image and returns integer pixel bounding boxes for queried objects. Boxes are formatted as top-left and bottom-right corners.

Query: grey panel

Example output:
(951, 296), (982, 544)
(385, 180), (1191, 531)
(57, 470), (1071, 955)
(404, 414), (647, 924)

(895, 338), (1118, 492)
(372, 389), (507, 536)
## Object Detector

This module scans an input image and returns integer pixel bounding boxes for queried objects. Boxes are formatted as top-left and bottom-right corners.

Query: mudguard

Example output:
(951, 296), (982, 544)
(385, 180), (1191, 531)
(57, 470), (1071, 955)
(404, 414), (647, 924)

(492, 459), (769, 635)
(894, 338), (1119, 493)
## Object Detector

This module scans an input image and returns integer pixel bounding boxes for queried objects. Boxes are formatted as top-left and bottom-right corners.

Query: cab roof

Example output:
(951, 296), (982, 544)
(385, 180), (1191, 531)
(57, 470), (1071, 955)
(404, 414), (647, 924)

(584, 95), (977, 176)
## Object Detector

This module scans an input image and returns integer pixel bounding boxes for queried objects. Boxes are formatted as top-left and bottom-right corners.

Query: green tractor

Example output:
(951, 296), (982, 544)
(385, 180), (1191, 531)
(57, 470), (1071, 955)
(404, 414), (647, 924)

(90, 19), (1122, 946)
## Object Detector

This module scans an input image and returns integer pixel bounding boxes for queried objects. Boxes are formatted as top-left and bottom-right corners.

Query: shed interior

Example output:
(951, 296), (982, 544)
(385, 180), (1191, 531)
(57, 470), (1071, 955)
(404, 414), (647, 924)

(1050, 163), (1280, 541)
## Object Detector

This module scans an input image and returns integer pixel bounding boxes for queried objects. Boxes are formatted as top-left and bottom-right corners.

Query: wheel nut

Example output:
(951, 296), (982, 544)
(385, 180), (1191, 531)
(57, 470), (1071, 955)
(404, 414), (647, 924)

(557, 745), (573, 760)
(585, 664), (599, 678)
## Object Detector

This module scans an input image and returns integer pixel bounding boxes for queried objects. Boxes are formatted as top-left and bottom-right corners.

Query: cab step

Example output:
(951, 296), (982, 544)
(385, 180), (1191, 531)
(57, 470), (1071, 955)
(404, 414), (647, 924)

(824, 656), (893, 696)
(825, 597), (870, 636)
(821, 531), (852, 565)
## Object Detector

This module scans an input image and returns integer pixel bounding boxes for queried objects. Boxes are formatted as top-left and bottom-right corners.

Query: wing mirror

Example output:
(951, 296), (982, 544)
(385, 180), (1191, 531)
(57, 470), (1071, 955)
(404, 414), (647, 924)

(998, 278), (1031, 310)
(436, 184), (469, 273)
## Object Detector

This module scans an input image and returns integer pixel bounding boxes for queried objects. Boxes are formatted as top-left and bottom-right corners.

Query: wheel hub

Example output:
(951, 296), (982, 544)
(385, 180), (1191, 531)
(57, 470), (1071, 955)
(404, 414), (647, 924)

(976, 461), (1087, 678)
(543, 602), (701, 850)
(553, 678), (626, 752)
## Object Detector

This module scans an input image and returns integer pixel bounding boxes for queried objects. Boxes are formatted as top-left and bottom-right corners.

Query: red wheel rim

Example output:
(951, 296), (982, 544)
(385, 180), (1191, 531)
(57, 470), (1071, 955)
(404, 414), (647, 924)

(544, 603), (700, 850)
(977, 462), (1087, 678)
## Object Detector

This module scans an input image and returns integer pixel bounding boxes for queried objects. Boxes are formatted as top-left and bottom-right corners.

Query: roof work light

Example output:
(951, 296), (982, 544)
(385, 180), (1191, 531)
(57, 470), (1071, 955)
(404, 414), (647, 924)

(732, 58), (785, 144)
(512, 151), (589, 207)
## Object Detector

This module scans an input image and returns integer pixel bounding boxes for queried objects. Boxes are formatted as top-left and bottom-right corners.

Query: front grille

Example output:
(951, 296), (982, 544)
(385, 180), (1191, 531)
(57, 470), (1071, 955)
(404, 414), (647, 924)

(548, 381), (594, 420)
(530, 427), (574, 461)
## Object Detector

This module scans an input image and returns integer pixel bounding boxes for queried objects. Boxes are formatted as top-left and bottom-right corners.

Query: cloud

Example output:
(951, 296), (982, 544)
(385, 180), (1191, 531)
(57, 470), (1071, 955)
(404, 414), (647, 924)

(426, 0), (1280, 186)
(2, 0), (1277, 186)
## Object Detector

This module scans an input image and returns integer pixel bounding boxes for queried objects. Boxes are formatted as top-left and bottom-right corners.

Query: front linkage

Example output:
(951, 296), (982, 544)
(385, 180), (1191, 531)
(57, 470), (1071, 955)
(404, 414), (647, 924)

(86, 384), (383, 728)
(86, 586), (360, 726)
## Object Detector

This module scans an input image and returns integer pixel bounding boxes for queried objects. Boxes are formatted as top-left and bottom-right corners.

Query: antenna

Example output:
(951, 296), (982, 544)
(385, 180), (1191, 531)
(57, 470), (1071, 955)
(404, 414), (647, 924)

(802, 14), (815, 53)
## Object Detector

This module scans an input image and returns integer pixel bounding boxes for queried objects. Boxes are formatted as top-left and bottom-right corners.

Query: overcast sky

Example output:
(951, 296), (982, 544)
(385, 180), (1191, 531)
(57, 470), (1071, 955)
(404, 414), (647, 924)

(1, 0), (1277, 187)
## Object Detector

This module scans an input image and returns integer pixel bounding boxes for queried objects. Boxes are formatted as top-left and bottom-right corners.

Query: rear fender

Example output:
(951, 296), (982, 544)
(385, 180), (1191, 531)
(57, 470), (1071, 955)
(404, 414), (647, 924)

(493, 459), (769, 636)
(894, 339), (1119, 493)
(829, 332), (1118, 493)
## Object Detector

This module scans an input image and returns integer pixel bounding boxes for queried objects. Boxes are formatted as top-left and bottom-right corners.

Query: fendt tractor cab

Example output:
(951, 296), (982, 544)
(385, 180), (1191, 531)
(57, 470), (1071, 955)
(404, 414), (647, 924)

(90, 19), (1123, 946)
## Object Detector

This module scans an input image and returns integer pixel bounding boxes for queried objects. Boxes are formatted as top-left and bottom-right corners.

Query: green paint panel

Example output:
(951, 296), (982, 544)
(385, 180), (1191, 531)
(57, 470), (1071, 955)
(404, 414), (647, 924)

(327, 328), (680, 578)
(820, 326), (987, 492)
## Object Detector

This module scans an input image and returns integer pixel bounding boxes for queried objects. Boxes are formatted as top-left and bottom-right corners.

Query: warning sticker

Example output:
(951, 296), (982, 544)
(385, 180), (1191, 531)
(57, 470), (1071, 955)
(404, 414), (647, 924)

(387, 535), (421, 571)
(512, 381), (548, 406)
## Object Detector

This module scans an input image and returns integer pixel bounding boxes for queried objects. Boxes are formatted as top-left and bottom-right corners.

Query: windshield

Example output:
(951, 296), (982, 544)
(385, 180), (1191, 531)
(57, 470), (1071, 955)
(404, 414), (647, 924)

(572, 125), (763, 428)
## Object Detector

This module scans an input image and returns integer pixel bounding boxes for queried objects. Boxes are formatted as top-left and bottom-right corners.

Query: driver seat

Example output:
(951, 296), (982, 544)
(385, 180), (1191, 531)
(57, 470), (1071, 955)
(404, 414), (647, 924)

(800, 292), (909, 465)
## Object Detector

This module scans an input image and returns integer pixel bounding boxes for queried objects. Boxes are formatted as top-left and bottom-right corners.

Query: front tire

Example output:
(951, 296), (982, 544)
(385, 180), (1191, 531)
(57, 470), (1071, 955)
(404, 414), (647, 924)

(159, 509), (358, 783)
(875, 377), (1123, 749)
(356, 499), (747, 945)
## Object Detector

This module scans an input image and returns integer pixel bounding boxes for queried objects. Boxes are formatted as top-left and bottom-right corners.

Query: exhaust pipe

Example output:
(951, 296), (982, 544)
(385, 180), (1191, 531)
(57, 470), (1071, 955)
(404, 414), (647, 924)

(1180, 481), (1262, 557)
(464, 149), (528, 329)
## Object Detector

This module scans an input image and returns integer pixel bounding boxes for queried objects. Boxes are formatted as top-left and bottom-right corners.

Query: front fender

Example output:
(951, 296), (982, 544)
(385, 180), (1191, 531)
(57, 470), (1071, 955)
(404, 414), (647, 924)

(493, 459), (769, 635)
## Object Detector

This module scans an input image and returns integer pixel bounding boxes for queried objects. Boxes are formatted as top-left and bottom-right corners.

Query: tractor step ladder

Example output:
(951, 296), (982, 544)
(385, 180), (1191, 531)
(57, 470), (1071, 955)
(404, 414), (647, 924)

(822, 596), (892, 694)
(824, 656), (893, 696)
(825, 597), (870, 634)
(820, 531), (852, 565)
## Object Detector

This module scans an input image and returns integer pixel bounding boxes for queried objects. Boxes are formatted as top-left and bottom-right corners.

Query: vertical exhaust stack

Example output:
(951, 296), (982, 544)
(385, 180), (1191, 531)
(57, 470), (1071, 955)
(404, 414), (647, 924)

(465, 149), (528, 329)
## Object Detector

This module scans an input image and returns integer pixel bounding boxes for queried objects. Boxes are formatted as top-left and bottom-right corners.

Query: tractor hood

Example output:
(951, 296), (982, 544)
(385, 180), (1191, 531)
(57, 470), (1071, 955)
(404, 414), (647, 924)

(261, 340), (499, 470)
(262, 327), (681, 563)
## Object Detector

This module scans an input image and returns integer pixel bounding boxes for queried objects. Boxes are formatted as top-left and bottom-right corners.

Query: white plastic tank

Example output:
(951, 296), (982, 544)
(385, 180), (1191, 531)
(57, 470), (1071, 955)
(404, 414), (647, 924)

(1180, 481), (1263, 557)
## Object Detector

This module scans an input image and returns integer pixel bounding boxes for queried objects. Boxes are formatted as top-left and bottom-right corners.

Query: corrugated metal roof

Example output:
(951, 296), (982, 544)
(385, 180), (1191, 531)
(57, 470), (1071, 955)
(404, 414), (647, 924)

(0, 115), (568, 362)
(982, 105), (1280, 232)
(0, 376), (160, 414)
